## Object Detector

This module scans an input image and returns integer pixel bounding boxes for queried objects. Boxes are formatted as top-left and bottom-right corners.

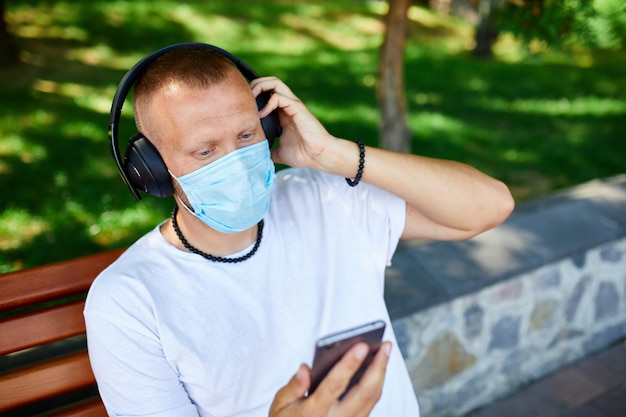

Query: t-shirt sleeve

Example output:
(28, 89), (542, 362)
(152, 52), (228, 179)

(321, 171), (406, 266)
(362, 181), (406, 266)
(84, 276), (200, 417)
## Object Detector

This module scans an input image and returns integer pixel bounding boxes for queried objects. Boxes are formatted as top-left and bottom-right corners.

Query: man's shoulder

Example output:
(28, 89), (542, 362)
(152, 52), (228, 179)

(87, 226), (165, 293)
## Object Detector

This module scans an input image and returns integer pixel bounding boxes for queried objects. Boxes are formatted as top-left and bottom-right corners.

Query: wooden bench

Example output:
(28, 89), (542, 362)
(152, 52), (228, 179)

(0, 248), (125, 417)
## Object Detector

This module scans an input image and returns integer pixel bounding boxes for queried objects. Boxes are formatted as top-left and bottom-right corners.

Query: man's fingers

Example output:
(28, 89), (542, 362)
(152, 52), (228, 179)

(250, 77), (304, 119)
(269, 364), (310, 415)
(308, 342), (370, 409)
(250, 76), (297, 100)
(335, 341), (392, 415)
(355, 341), (391, 398)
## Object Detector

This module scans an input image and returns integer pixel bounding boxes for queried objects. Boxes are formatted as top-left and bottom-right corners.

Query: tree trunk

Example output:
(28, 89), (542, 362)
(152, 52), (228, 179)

(377, 0), (412, 153)
(0, 0), (19, 68)
(473, 0), (499, 59)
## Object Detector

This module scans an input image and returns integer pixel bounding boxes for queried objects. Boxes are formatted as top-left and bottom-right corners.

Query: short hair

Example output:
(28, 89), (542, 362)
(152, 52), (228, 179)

(133, 46), (239, 108)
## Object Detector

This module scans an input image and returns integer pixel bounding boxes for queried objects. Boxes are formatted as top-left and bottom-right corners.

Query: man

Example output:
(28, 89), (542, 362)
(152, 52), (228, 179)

(85, 45), (514, 417)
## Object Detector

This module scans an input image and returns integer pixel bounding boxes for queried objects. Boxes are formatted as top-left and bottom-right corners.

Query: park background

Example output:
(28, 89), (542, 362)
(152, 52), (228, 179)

(1, 0), (625, 273)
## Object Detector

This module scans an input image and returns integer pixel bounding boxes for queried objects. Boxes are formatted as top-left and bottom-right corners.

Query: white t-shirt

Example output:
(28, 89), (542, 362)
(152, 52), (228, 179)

(85, 168), (420, 417)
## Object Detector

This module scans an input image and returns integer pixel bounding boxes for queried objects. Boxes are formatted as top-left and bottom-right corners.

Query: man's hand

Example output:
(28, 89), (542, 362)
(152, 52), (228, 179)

(250, 76), (338, 172)
(269, 341), (392, 417)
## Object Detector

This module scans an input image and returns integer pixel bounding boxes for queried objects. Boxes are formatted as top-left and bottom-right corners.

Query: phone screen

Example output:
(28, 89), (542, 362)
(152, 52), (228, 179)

(308, 320), (386, 398)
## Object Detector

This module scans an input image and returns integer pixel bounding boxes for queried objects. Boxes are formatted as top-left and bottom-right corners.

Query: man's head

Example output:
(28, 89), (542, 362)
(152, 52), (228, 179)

(126, 46), (277, 233)
(109, 43), (280, 200)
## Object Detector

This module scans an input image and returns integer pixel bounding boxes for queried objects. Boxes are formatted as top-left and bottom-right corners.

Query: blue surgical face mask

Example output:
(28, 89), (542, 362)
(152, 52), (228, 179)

(171, 141), (275, 234)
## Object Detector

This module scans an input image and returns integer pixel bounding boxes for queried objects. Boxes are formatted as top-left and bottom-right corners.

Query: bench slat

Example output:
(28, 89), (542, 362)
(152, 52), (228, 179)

(0, 351), (96, 412)
(0, 248), (124, 311)
(0, 249), (124, 415)
(0, 300), (86, 356)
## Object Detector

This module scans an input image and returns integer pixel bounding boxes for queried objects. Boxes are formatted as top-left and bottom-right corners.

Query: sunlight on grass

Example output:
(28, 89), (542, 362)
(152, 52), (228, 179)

(92, 206), (169, 245)
(493, 33), (596, 67)
(33, 79), (114, 114)
(99, 1), (181, 28)
(50, 198), (164, 248)
(67, 44), (137, 69)
(408, 5), (474, 52)
(84, 158), (121, 178)
(169, 6), (239, 40)
(411, 112), (466, 137)
(8, 3), (88, 41)
(338, 12), (386, 37)
(492, 34), (527, 62)
(76, 91), (117, 115)
(412, 92), (444, 106)
(15, 25), (87, 42)
(0, 209), (50, 251)
(0, 134), (47, 165)
(308, 103), (379, 125)
(502, 149), (536, 163)
(0, 109), (55, 131)
(280, 13), (383, 51)
(478, 96), (626, 116)
(60, 121), (105, 142)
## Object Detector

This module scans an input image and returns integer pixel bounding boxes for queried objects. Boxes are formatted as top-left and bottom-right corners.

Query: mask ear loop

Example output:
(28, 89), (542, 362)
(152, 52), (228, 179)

(175, 194), (196, 216)
(168, 170), (196, 215)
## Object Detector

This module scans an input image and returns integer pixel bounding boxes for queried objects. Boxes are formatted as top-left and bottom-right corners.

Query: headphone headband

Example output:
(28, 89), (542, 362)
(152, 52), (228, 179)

(109, 42), (281, 200)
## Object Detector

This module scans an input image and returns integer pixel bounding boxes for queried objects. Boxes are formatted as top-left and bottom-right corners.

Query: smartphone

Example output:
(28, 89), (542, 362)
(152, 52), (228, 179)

(308, 320), (386, 399)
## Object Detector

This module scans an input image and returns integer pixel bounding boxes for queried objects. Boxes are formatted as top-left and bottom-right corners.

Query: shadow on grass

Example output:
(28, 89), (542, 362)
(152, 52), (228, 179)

(1, 1), (625, 271)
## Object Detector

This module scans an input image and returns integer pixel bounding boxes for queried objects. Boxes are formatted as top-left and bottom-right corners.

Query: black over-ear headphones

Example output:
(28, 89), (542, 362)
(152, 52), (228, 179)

(109, 42), (282, 200)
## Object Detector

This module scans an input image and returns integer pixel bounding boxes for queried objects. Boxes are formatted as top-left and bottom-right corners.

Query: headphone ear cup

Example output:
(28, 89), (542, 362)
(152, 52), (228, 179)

(124, 133), (174, 198)
(256, 91), (282, 147)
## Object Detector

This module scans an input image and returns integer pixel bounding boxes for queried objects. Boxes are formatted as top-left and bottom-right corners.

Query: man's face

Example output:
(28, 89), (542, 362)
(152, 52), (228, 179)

(139, 70), (266, 178)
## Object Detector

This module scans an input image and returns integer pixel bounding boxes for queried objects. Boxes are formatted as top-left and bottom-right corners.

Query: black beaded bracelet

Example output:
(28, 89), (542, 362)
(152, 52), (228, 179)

(345, 139), (365, 187)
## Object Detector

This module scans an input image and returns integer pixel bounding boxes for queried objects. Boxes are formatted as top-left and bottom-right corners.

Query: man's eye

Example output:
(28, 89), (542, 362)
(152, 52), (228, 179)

(199, 149), (211, 157)
(241, 133), (252, 140)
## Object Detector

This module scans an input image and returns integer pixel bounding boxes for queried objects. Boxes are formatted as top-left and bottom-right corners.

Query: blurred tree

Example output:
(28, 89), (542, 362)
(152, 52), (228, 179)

(495, 0), (596, 50)
(494, 0), (626, 53)
(378, 0), (412, 153)
(589, 0), (626, 49)
(0, 0), (19, 68)
(429, 0), (625, 57)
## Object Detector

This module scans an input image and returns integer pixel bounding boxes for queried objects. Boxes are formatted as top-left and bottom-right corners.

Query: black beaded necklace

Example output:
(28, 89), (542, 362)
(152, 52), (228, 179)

(170, 206), (263, 264)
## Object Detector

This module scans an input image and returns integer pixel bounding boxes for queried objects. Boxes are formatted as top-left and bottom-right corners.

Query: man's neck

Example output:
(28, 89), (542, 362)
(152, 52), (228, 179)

(161, 207), (259, 257)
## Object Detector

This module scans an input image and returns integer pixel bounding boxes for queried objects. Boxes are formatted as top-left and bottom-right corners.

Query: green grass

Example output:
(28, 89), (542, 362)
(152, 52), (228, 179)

(1, 0), (625, 272)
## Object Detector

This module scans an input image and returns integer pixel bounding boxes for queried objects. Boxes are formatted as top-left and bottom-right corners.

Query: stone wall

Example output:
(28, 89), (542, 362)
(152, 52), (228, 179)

(384, 175), (626, 417)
